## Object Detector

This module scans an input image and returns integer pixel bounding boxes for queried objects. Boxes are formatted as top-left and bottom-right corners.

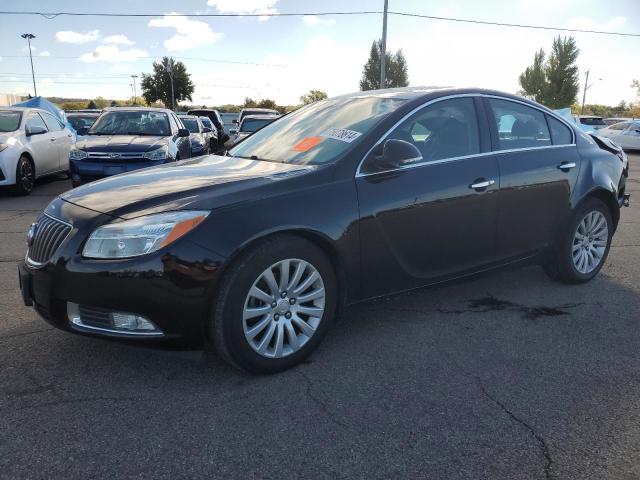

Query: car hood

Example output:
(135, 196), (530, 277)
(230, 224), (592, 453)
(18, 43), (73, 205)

(76, 134), (169, 153)
(61, 155), (317, 219)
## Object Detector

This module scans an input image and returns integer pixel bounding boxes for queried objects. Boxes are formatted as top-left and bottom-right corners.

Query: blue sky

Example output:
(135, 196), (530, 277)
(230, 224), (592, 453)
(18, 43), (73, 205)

(1, 0), (639, 106)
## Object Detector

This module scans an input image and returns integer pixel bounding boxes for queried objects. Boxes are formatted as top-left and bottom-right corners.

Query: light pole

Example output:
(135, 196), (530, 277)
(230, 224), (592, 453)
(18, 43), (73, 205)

(580, 70), (602, 114)
(379, 0), (389, 89)
(21, 33), (37, 97)
(131, 74), (138, 104)
(165, 60), (175, 110)
(129, 83), (134, 103)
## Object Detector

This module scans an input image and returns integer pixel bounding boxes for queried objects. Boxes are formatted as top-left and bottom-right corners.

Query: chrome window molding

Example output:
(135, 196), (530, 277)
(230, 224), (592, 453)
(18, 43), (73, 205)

(355, 93), (577, 178)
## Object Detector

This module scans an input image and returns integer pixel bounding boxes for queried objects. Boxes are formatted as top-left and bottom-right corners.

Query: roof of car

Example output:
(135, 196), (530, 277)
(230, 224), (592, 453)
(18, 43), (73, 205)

(241, 108), (279, 113)
(176, 114), (200, 120)
(579, 115), (603, 119)
(103, 106), (173, 113)
(0, 106), (49, 113)
(241, 114), (280, 121)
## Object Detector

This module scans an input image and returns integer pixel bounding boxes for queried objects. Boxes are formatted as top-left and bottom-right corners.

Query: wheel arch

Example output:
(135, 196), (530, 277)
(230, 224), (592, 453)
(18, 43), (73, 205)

(580, 187), (620, 230)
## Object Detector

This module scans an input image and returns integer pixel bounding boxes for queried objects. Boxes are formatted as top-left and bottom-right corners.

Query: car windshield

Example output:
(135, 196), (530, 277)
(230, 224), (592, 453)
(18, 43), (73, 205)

(581, 117), (606, 126)
(89, 111), (170, 136)
(181, 118), (200, 133)
(0, 111), (22, 132)
(68, 115), (98, 130)
(200, 118), (213, 129)
(230, 96), (405, 165)
(240, 118), (274, 133)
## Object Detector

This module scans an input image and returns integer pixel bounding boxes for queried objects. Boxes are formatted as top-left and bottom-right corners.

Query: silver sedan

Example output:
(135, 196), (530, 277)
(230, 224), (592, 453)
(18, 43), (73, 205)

(597, 121), (640, 151)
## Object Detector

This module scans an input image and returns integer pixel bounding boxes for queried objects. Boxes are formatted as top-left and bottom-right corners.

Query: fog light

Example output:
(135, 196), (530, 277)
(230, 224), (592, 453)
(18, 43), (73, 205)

(112, 312), (157, 331)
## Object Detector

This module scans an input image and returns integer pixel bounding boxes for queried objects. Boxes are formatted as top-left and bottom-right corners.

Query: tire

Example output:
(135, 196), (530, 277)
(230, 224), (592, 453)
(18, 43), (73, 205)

(208, 234), (337, 373)
(543, 197), (613, 284)
(10, 156), (35, 196)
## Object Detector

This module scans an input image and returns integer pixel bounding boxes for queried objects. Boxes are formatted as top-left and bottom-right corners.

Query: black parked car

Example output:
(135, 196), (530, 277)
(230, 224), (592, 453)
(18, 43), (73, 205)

(19, 88), (630, 373)
(187, 109), (228, 153)
(69, 107), (191, 186)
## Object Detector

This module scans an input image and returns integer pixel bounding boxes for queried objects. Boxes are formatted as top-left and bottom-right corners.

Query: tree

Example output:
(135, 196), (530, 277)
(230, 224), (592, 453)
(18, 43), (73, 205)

(300, 90), (328, 104)
(243, 97), (258, 108)
(87, 100), (98, 109)
(92, 97), (110, 109)
(141, 57), (194, 109)
(632, 79), (640, 101)
(360, 39), (409, 91)
(257, 98), (277, 110)
(518, 36), (580, 108)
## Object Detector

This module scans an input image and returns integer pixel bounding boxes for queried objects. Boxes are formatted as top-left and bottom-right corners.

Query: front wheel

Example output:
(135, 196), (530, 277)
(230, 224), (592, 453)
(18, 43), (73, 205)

(208, 235), (337, 373)
(11, 156), (35, 196)
(543, 198), (613, 283)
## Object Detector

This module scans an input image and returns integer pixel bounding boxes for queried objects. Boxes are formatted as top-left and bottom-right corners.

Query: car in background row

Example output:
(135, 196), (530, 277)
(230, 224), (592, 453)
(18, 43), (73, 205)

(231, 114), (280, 144)
(0, 106), (74, 195)
(197, 117), (219, 153)
(234, 108), (279, 126)
(69, 107), (191, 187)
(178, 114), (213, 157)
(578, 115), (607, 130)
(220, 112), (237, 135)
(67, 111), (101, 133)
(187, 109), (227, 154)
(597, 120), (640, 151)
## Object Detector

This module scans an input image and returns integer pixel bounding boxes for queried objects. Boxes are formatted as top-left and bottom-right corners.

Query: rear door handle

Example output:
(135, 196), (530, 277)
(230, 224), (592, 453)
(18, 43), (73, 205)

(469, 179), (495, 190)
(49, 137), (56, 142)
(558, 162), (576, 171)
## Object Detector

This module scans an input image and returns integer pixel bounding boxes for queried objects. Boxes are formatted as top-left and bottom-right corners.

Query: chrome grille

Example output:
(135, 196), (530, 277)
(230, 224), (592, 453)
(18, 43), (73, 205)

(86, 152), (144, 162)
(27, 214), (72, 265)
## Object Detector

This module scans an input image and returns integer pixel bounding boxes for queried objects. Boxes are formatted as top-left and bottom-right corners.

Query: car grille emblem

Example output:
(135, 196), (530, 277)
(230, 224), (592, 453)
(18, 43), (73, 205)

(27, 223), (37, 247)
(109, 153), (121, 159)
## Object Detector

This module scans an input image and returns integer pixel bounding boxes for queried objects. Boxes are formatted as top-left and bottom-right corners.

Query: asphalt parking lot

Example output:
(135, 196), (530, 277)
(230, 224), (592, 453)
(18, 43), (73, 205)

(1, 155), (639, 480)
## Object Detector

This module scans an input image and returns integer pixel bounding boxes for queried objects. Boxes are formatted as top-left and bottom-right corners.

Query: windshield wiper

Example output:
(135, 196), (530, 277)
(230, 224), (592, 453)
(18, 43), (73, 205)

(231, 155), (283, 163)
(126, 132), (159, 136)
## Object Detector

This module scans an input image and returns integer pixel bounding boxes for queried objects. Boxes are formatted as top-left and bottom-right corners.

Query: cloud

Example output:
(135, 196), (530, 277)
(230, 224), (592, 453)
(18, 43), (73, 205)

(79, 45), (148, 63)
(564, 16), (627, 31)
(55, 30), (100, 44)
(39, 51), (51, 57)
(103, 35), (135, 46)
(302, 15), (336, 27)
(207, 0), (278, 21)
(148, 13), (222, 51)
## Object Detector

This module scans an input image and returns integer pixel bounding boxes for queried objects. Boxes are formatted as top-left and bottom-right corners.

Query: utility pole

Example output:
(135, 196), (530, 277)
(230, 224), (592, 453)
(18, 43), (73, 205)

(379, 0), (389, 89)
(21, 33), (37, 97)
(580, 69), (590, 115)
(166, 61), (175, 110)
(129, 83), (134, 103)
(131, 74), (138, 104)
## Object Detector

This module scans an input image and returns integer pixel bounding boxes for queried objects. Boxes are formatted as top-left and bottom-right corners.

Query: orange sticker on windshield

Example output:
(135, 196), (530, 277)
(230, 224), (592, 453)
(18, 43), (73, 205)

(292, 136), (322, 152)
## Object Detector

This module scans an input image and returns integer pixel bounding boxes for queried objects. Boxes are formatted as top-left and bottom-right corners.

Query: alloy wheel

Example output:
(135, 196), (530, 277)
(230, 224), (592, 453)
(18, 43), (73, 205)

(572, 210), (608, 274)
(19, 159), (34, 192)
(242, 258), (325, 358)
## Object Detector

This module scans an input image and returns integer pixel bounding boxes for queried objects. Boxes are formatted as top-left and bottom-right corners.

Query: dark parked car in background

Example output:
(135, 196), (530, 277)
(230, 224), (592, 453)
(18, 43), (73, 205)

(220, 112), (237, 135)
(231, 114), (280, 143)
(69, 107), (191, 186)
(197, 116), (219, 153)
(177, 114), (212, 157)
(578, 115), (607, 130)
(66, 111), (101, 133)
(20, 88), (629, 374)
(187, 109), (227, 153)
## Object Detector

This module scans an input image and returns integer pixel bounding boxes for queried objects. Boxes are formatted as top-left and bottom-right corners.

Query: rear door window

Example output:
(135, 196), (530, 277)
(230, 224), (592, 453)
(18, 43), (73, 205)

(26, 113), (48, 132)
(546, 115), (573, 145)
(488, 98), (551, 150)
(41, 112), (65, 131)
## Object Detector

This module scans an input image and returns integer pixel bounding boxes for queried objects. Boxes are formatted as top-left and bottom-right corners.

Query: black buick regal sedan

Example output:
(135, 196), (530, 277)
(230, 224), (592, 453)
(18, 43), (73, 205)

(19, 87), (630, 373)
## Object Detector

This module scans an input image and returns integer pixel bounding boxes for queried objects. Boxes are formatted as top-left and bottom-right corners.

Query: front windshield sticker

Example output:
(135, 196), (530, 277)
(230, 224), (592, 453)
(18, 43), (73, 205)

(320, 128), (362, 143)
(293, 136), (323, 152)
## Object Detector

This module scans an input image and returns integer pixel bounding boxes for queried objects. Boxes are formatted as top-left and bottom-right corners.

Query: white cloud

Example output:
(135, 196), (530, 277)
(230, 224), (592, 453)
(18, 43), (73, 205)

(55, 30), (100, 44)
(79, 45), (148, 63)
(39, 51), (51, 57)
(103, 35), (135, 46)
(303, 15), (336, 27)
(564, 16), (626, 31)
(148, 13), (222, 51)
(207, 0), (278, 21)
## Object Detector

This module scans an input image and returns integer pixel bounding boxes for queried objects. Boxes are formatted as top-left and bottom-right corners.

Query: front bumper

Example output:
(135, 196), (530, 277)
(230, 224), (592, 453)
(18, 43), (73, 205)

(69, 158), (167, 184)
(19, 199), (226, 342)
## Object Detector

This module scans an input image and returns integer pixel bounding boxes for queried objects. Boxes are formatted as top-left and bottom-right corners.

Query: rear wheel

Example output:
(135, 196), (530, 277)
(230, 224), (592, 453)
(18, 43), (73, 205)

(11, 156), (35, 196)
(208, 235), (337, 373)
(543, 198), (612, 283)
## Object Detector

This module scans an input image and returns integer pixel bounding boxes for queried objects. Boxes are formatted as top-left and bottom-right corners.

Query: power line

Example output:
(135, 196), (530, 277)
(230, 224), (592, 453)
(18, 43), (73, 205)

(0, 9), (638, 37)
(0, 54), (286, 67)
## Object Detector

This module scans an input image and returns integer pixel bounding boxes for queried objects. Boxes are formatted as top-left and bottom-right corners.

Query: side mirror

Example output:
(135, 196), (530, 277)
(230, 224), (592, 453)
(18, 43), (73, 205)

(77, 127), (89, 136)
(229, 128), (238, 135)
(177, 128), (190, 138)
(369, 139), (422, 172)
(26, 125), (47, 136)
(202, 127), (212, 133)
(232, 119), (239, 125)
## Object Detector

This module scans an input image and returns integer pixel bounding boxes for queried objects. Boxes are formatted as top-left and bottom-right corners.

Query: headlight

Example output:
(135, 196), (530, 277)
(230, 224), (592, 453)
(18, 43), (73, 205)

(143, 145), (168, 161)
(82, 211), (209, 259)
(69, 147), (88, 160)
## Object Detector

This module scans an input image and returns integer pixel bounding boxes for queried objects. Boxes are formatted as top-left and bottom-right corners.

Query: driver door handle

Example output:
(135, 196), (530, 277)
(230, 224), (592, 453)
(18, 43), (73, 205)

(49, 137), (56, 142)
(558, 161), (576, 171)
(469, 179), (495, 190)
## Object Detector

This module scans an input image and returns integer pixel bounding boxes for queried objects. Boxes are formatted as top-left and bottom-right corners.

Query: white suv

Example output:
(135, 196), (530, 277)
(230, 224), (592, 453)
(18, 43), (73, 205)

(0, 107), (74, 195)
